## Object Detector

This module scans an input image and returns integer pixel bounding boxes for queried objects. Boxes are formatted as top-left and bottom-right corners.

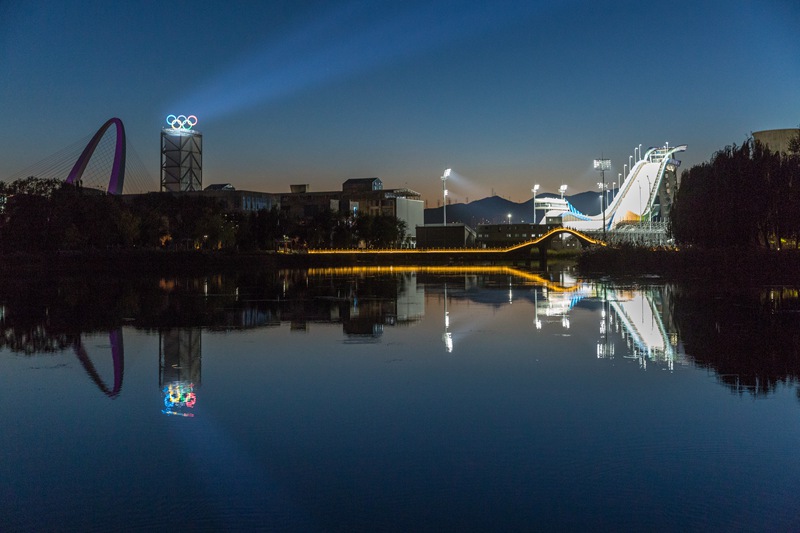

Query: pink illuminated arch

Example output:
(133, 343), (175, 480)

(66, 117), (126, 195)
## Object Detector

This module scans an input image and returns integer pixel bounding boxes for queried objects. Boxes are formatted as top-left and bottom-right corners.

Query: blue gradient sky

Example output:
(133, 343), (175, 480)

(1, 0), (798, 204)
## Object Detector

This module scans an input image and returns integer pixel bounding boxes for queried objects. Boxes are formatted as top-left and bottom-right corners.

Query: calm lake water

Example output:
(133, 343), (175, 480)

(2, 266), (799, 531)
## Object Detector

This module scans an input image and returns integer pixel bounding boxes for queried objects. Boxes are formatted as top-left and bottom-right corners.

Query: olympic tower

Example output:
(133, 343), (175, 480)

(161, 114), (202, 192)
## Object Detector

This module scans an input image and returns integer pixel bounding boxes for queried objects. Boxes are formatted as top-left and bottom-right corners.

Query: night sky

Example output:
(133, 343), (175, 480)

(2, 0), (798, 204)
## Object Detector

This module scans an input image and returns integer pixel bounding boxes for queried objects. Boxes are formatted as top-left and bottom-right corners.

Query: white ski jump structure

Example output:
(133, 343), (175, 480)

(541, 144), (687, 231)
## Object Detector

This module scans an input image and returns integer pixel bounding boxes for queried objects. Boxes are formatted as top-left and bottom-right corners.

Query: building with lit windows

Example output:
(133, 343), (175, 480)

(280, 178), (424, 245)
(193, 184), (279, 212)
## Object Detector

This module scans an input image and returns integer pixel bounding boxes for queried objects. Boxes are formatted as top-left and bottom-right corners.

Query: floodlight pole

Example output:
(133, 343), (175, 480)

(593, 158), (611, 239)
(441, 168), (451, 225)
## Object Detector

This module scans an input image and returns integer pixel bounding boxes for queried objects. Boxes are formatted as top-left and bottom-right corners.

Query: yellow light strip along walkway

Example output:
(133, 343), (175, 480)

(306, 227), (603, 255)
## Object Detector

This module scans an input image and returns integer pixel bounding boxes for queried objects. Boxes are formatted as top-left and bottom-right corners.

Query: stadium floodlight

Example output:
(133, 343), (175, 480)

(593, 159), (611, 171)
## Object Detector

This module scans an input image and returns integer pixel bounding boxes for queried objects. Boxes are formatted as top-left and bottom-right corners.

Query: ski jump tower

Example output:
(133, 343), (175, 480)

(161, 114), (202, 192)
(546, 143), (686, 232)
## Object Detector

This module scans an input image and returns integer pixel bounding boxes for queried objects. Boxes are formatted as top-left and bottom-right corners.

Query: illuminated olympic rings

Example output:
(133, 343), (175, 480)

(166, 114), (198, 130)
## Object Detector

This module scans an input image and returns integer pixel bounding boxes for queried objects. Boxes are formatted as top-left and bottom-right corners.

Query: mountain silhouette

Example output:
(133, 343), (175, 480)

(424, 191), (606, 226)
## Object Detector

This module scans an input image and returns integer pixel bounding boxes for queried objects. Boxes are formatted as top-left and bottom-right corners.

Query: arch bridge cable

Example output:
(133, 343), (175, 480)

(2, 133), (94, 184)
(2, 117), (157, 194)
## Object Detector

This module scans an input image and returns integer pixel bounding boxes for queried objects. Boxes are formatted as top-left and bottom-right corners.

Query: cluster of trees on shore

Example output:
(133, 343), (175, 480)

(670, 131), (800, 248)
(0, 178), (407, 253)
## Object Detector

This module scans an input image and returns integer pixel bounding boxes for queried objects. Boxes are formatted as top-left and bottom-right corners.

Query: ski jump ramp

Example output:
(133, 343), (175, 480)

(545, 144), (687, 232)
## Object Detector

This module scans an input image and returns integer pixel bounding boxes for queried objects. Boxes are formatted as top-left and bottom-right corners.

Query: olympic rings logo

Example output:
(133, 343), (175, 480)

(166, 114), (198, 130)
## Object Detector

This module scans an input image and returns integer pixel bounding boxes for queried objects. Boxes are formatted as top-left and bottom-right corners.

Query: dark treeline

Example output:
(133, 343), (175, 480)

(0, 177), (407, 253)
(670, 132), (800, 248)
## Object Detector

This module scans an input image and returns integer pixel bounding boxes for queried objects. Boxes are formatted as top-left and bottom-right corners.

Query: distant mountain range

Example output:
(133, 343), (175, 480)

(423, 191), (605, 226)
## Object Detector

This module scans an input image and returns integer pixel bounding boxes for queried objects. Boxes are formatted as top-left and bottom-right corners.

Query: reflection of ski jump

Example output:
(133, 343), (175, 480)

(543, 144), (687, 231)
(73, 329), (124, 398)
(531, 282), (680, 369)
(606, 288), (678, 370)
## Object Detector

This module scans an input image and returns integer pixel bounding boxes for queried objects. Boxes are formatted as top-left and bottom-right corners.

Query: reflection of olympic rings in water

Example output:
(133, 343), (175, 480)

(164, 382), (197, 408)
(166, 114), (198, 130)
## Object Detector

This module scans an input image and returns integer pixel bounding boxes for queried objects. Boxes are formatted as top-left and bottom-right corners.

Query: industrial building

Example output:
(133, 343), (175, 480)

(753, 128), (800, 154)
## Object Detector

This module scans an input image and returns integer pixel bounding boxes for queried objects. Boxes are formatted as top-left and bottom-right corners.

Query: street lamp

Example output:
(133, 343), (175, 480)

(559, 184), (567, 199)
(532, 184), (540, 224)
(624, 164), (628, 180)
(507, 213), (512, 225)
(593, 158), (611, 238)
(598, 194), (603, 220)
(441, 168), (451, 225)
(638, 143), (642, 161)
(634, 146), (638, 161)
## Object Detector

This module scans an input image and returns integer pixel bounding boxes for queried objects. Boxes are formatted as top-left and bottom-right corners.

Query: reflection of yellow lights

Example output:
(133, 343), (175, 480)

(305, 265), (583, 293)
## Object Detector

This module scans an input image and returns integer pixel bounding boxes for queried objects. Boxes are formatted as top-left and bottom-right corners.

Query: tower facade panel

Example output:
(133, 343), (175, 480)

(161, 129), (202, 192)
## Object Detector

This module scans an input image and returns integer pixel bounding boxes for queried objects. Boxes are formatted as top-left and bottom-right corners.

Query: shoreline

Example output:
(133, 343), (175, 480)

(0, 248), (578, 274)
(576, 246), (800, 283)
(2, 247), (799, 282)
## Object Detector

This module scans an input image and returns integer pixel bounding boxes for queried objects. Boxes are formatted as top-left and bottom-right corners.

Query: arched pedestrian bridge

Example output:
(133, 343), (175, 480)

(502, 227), (603, 252)
(302, 227), (603, 265)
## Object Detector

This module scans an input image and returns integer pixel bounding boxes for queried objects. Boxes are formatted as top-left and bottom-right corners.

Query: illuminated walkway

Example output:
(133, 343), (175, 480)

(306, 227), (602, 259)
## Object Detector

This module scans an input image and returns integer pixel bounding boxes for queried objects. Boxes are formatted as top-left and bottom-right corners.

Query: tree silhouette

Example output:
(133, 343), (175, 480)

(670, 137), (800, 249)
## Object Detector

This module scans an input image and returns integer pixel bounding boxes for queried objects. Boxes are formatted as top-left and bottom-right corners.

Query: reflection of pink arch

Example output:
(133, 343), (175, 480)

(73, 329), (124, 398)
(66, 117), (126, 195)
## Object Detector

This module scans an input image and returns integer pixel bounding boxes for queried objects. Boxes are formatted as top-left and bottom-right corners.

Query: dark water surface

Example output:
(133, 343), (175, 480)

(2, 266), (799, 531)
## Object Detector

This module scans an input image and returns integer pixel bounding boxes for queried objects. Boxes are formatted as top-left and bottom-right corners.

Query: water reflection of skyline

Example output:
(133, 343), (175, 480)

(1, 268), (799, 401)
